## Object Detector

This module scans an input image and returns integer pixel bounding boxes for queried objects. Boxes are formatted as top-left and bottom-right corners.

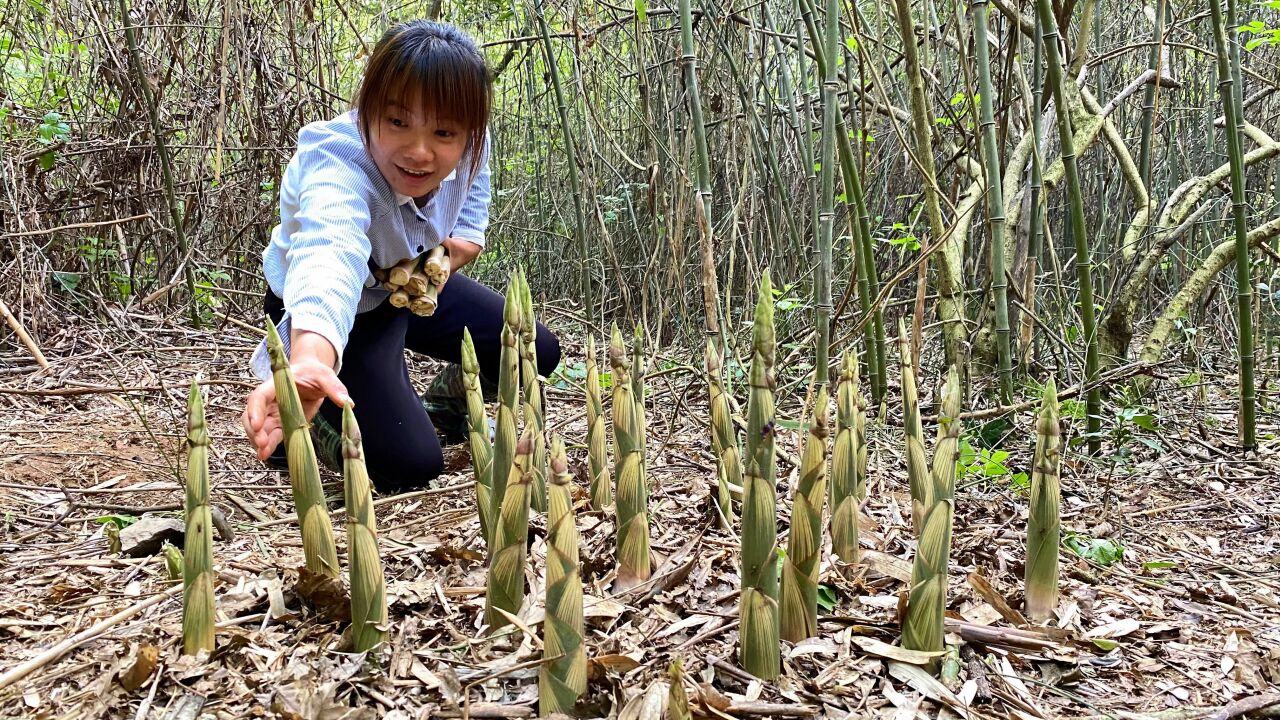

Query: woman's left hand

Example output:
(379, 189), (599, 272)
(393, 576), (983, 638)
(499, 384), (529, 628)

(441, 236), (481, 272)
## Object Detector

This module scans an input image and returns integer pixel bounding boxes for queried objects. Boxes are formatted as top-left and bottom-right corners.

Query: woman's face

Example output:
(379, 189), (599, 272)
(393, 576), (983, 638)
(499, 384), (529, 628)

(367, 102), (468, 200)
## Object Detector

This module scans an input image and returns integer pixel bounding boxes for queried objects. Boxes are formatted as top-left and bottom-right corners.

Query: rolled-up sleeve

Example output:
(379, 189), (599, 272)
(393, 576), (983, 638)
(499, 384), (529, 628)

(452, 134), (491, 248)
(281, 151), (374, 368)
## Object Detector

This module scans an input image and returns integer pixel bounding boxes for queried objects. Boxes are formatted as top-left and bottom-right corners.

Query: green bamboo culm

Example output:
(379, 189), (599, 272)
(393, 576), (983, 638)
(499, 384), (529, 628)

(1209, 0), (1256, 450)
(517, 270), (549, 513)
(539, 436), (586, 716)
(1137, 0), (1169, 189)
(585, 333), (611, 510)
(811, 0), (839, 386)
(899, 321), (929, 536)
(829, 352), (866, 564)
(532, 0), (594, 317)
(265, 319), (340, 577)
(1020, 17), (1046, 367)
(677, 0), (724, 336)
(740, 270), (780, 680)
(781, 382), (829, 642)
(182, 379), (215, 655)
(610, 323), (652, 591)
(798, 0), (885, 402)
(971, 0), (1014, 404)
(902, 365), (962, 657)
(667, 658), (692, 720)
(705, 339), (740, 529)
(342, 402), (387, 653)
(462, 328), (494, 548)
(485, 431), (535, 630)
(1033, 0), (1101, 454)
(490, 277), (523, 546)
(1025, 378), (1062, 622)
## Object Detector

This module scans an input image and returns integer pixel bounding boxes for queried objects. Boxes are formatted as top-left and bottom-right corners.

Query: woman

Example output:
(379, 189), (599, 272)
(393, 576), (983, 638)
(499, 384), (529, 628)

(242, 20), (560, 492)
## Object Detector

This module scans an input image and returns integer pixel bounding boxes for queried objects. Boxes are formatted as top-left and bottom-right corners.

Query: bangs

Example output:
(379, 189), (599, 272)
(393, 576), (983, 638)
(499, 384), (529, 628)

(355, 21), (492, 173)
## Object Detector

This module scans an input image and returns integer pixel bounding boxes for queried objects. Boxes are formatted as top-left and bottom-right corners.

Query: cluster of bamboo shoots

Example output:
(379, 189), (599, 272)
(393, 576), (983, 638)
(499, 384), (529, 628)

(465, 271), (586, 714)
(697, 272), (1064, 680)
(175, 329), (390, 656)
(236, 324), (387, 651)
(373, 246), (451, 316)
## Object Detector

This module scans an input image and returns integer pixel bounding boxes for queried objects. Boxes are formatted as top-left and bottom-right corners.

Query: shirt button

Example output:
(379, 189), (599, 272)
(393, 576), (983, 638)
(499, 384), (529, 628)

(417, 246), (424, 252)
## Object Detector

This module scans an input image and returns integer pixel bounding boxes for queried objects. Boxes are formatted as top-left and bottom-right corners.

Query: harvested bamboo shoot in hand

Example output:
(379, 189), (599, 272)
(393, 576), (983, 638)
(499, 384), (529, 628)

(377, 247), (449, 317)
(422, 245), (450, 285)
(388, 256), (418, 287)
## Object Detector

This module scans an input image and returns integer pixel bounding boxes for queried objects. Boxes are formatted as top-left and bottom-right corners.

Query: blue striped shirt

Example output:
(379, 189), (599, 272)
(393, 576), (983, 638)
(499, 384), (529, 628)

(249, 110), (491, 378)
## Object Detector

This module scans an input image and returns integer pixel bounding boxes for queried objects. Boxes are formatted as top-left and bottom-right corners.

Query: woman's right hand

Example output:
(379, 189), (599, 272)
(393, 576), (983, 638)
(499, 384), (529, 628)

(243, 357), (352, 461)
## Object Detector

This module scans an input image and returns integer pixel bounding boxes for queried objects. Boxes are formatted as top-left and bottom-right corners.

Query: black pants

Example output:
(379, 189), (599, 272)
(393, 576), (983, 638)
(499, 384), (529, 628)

(265, 273), (561, 492)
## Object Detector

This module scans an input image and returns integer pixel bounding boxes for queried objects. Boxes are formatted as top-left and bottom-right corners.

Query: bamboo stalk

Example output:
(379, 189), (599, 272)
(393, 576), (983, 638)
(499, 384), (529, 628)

(740, 270), (779, 680)
(677, 0), (723, 336)
(343, 402), (387, 652)
(490, 277), (523, 547)
(1033, 0), (1102, 454)
(533, 0), (595, 317)
(586, 333), (611, 510)
(891, 0), (966, 368)
(1025, 378), (1061, 621)
(705, 339), (740, 529)
(902, 365), (962, 657)
(829, 352), (865, 564)
(485, 431), (534, 630)
(972, 0), (1014, 403)
(1210, 0), (1256, 449)
(517, 270), (548, 513)
(1020, 18), (1046, 368)
(795, 0), (885, 400)
(781, 382), (829, 642)
(182, 379), (215, 655)
(539, 437), (586, 715)
(811, 0), (839, 386)
(265, 319), (339, 577)
(117, 0), (199, 326)
(462, 328), (494, 547)
(610, 323), (651, 592)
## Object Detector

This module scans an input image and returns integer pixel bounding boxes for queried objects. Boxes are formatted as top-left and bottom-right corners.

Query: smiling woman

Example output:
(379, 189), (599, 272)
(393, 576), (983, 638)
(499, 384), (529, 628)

(241, 20), (561, 493)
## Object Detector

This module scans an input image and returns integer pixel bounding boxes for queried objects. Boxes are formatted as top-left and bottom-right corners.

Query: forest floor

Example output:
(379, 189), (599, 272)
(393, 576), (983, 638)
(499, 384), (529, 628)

(0, 311), (1278, 720)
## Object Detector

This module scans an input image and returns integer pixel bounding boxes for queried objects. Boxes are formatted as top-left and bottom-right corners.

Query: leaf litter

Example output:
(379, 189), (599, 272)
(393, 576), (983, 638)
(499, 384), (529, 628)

(0, 316), (1277, 718)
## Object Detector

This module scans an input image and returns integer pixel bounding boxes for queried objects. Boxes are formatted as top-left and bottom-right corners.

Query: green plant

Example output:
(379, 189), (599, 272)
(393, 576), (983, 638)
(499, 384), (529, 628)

(957, 439), (1029, 494)
(36, 111), (70, 170)
(1065, 534), (1124, 566)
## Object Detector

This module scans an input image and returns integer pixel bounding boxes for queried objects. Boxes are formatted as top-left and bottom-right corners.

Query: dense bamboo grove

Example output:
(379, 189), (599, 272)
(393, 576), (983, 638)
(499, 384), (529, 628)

(6, 0), (1280, 417)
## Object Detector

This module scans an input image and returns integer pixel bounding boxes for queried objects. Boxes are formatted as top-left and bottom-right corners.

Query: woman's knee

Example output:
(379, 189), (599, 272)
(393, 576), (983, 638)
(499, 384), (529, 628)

(535, 324), (561, 377)
(367, 439), (443, 493)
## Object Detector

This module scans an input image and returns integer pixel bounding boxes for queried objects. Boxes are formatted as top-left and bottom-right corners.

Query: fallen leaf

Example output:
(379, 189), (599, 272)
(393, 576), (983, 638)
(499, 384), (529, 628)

(119, 644), (159, 691)
(295, 567), (351, 623)
(853, 636), (944, 665)
(1083, 618), (1141, 640)
(591, 653), (643, 674)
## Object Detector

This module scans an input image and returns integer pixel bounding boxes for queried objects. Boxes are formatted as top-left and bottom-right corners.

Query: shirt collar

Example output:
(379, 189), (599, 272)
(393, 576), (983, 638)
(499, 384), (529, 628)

(395, 168), (458, 208)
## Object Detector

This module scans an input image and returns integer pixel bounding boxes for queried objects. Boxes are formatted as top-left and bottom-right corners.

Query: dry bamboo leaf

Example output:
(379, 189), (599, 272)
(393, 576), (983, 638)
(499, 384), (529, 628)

(852, 636), (944, 665)
(1083, 618), (1141, 640)
(887, 661), (970, 718)
(590, 653), (643, 674)
(861, 549), (913, 583)
(118, 643), (158, 691)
